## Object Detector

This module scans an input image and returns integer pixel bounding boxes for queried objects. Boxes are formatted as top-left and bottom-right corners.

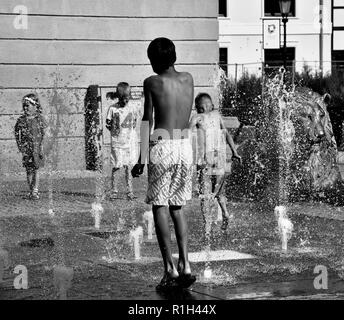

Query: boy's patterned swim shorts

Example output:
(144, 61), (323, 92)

(146, 138), (193, 206)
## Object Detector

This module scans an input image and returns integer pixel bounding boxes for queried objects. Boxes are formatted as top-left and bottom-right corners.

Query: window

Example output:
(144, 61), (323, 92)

(219, 47), (228, 75)
(264, 0), (296, 17)
(264, 47), (295, 68)
(219, 0), (227, 17)
(333, 50), (344, 71)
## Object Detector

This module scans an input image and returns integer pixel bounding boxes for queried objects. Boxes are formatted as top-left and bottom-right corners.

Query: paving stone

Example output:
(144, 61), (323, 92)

(1, 176), (344, 300)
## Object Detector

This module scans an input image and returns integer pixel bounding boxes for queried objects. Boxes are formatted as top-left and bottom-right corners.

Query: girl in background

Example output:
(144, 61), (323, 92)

(15, 93), (47, 200)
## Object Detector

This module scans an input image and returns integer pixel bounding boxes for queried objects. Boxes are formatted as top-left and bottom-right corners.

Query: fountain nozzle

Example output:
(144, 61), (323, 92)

(91, 202), (104, 229)
(274, 205), (293, 252)
(143, 210), (154, 240)
(53, 265), (74, 300)
(0, 249), (9, 283)
(129, 226), (144, 260)
(203, 267), (212, 279)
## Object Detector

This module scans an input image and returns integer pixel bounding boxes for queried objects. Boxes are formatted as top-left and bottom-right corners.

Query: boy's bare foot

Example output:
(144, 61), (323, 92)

(108, 190), (118, 200)
(177, 261), (196, 288)
(177, 274), (196, 288)
(221, 213), (233, 231)
(177, 260), (191, 275)
(156, 272), (180, 291)
(127, 192), (136, 201)
(221, 217), (229, 230)
(26, 192), (32, 200)
(31, 191), (40, 200)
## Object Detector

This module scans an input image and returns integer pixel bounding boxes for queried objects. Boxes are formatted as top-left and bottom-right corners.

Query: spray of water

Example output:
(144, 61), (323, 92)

(199, 65), (230, 280)
(91, 202), (103, 230)
(274, 205), (294, 251)
(203, 267), (213, 279)
(265, 68), (296, 251)
(117, 210), (125, 232)
(53, 265), (74, 300)
(143, 210), (154, 240)
(129, 226), (144, 260)
(44, 67), (82, 299)
(0, 248), (9, 283)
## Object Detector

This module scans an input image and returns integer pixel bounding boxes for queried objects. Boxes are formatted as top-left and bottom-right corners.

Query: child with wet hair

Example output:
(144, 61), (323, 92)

(106, 82), (140, 200)
(189, 92), (241, 230)
(15, 93), (47, 200)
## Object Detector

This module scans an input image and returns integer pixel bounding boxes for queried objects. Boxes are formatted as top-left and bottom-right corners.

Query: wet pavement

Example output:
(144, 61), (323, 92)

(1, 172), (344, 300)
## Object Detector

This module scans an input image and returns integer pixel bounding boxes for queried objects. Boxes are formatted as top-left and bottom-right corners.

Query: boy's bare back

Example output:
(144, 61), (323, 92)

(144, 70), (194, 136)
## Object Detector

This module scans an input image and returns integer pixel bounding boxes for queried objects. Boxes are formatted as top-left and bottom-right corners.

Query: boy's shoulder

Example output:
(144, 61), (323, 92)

(178, 71), (193, 81)
(144, 72), (193, 85)
(144, 75), (160, 86)
(209, 110), (221, 119)
(36, 113), (46, 119)
(108, 102), (121, 110)
(37, 114), (48, 126)
(198, 111), (222, 128)
(128, 99), (141, 111)
(16, 114), (26, 123)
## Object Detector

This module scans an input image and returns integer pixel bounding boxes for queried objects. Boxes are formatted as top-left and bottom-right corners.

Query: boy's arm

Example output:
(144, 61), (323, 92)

(38, 116), (47, 149)
(40, 115), (48, 137)
(132, 101), (143, 129)
(189, 115), (206, 166)
(220, 116), (242, 163)
(132, 78), (153, 176)
(14, 119), (23, 152)
(197, 124), (206, 166)
(105, 119), (112, 131)
(188, 114), (199, 130)
(112, 112), (120, 135)
(105, 106), (113, 131)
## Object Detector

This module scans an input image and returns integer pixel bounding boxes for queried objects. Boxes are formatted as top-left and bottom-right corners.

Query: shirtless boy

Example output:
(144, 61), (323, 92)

(132, 37), (196, 290)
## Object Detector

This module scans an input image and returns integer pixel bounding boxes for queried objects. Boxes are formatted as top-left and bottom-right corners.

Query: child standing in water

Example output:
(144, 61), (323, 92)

(132, 38), (196, 290)
(190, 93), (242, 230)
(15, 94), (47, 200)
(106, 82), (140, 200)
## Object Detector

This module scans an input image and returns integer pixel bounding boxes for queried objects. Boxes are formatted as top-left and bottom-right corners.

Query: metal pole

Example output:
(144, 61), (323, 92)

(292, 59), (295, 87)
(283, 17), (288, 70)
(234, 63), (238, 91)
(319, 0), (324, 76)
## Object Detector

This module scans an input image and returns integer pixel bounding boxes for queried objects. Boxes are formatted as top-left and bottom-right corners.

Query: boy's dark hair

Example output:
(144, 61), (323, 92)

(106, 82), (130, 100)
(147, 38), (176, 73)
(22, 93), (42, 113)
(117, 82), (130, 90)
(116, 82), (130, 96)
(106, 91), (117, 100)
(195, 92), (212, 107)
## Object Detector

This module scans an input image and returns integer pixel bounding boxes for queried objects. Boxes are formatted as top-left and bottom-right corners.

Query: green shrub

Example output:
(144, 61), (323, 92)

(220, 66), (344, 148)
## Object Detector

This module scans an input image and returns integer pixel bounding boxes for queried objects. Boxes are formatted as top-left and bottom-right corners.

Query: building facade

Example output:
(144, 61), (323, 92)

(332, 0), (344, 69)
(218, 0), (334, 77)
(0, 0), (219, 177)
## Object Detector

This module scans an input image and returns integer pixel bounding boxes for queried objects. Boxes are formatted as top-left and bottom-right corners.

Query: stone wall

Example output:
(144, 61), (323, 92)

(0, 0), (219, 178)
